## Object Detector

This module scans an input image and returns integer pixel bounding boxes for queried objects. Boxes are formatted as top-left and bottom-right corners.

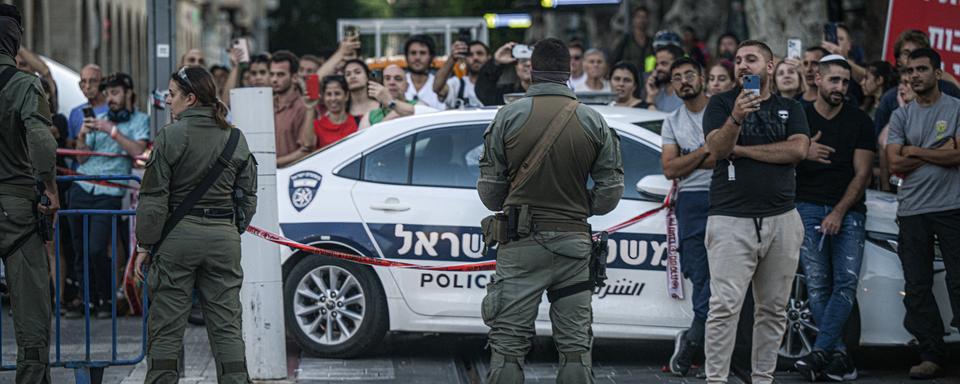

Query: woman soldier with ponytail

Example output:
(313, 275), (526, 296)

(134, 66), (257, 384)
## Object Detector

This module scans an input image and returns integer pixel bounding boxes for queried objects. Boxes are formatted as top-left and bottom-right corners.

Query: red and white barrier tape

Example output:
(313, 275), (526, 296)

(56, 167), (140, 190)
(57, 148), (149, 162)
(664, 182), (684, 300)
(244, 203), (669, 273)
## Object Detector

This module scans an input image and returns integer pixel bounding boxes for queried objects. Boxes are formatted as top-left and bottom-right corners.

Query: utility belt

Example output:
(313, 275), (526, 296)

(480, 205), (590, 248)
(186, 207), (235, 220)
(480, 204), (608, 301)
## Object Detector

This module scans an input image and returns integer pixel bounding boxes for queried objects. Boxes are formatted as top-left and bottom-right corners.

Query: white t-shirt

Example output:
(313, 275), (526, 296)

(406, 72), (446, 110)
(443, 76), (483, 108)
(660, 105), (711, 192)
(572, 78), (611, 93)
(569, 72), (587, 90)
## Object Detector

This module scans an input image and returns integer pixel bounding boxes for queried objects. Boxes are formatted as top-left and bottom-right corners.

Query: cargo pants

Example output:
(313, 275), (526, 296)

(145, 215), (250, 384)
(0, 195), (52, 384)
(482, 231), (594, 384)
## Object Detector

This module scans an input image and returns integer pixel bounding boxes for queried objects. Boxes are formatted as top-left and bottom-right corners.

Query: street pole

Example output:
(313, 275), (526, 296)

(148, 0), (176, 137)
(231, 87), (288, 380)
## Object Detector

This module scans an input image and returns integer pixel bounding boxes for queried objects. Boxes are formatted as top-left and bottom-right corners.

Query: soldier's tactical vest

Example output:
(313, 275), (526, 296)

(502, 95), (598, 224)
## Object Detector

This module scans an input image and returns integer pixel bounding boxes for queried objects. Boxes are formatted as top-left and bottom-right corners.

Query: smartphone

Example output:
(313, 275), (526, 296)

(787, 39), (802, 60)
(370, 70), (382, 84)
(823, 23), (838, 45)
(306, 74), (320, 101)
(345, 26), (359, 40)
(232, 38), (250, 64)
(743, 75), (761, 96)
(511, 44), (533, 60)
(82, 107), (95, 119)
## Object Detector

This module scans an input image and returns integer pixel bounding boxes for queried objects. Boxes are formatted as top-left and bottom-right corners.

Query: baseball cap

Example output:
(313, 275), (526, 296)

(100, 73), (134, 91)
(652, 30), (682, 49)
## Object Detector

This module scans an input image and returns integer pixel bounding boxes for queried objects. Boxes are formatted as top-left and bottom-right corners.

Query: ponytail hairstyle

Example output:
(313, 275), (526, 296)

(171, 66), (232, 130)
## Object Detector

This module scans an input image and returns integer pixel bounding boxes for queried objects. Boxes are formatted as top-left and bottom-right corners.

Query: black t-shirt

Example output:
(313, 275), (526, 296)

(703, 88), (810, 217)
(796, 103), (876, 213)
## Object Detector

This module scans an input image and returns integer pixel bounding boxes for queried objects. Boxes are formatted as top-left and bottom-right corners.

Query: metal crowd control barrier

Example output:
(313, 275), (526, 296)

(0, 175), (148, 384)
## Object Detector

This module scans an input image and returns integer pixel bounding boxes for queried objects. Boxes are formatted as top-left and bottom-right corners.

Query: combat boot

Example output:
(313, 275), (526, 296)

(557, 350), (595, 384)
(486, 352), (524, 384)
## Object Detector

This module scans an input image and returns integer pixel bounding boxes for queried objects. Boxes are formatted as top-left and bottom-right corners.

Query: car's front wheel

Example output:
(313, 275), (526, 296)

(284, 254), (388, 358)
(778, 272), (860, 370)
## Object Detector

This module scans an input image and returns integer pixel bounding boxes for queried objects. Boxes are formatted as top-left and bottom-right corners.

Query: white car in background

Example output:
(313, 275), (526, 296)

(275, 106), (958, 364)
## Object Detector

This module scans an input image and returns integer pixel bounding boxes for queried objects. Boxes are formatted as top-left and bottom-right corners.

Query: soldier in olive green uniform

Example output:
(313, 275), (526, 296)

(134, 67), (257, 384)
(0, 5), (57, 383)
(478, 38), (624, 384)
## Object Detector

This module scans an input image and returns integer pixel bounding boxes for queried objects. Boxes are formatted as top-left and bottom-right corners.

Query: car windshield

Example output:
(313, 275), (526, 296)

(633, 120), (663, 135)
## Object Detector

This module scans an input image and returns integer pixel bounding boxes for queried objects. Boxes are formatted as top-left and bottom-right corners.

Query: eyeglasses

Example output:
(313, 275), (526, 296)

(671, 71), (699, 83)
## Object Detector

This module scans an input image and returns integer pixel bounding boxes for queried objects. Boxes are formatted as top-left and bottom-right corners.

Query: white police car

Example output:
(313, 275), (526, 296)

(276, 107), (958, 362)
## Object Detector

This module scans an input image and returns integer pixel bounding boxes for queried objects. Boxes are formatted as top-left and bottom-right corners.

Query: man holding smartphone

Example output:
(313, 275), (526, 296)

(70, 73), (149, 319)
(702, 40), (810, 384)
(433, 40), (489, 109)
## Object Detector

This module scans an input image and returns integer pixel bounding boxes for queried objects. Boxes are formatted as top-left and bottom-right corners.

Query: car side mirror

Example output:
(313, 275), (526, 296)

(635, 174), (671, 201)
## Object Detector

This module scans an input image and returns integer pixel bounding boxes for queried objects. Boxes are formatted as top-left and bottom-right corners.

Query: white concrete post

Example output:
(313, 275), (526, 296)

(231, 87), (288, 380)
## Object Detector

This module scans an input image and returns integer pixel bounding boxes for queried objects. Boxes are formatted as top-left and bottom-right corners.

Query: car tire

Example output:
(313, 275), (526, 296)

(777, 272), (861, 371)
(284, 253), (388, 358)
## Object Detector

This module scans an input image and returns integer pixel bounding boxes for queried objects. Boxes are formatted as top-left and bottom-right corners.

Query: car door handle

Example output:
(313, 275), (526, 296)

(370, 198), (410, 212)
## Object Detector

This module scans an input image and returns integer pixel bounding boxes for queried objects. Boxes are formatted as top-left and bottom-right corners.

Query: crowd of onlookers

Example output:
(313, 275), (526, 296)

(21, 3), (959, 381)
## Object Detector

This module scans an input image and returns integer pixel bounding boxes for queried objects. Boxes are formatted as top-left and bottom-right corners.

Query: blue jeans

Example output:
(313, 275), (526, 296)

(797, 202), (866, 352)
(676, 191), (710, 345)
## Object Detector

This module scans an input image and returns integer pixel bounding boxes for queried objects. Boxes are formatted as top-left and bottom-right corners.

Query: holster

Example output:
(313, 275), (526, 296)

(590, 231), (609, 288)
(232, 187), (246, 234)
(481, 205), (532, 251)
(35, 181), (52, 242)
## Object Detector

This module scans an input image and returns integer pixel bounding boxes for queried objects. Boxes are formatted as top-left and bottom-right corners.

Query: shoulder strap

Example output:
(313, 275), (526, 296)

(510, 99), (579, 190)
(0, 66), (19, 93)
(151, 128), (241, 256)
(457, 77), (466, 104)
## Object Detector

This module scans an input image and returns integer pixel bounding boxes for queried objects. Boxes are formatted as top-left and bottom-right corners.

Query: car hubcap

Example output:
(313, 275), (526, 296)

(780, 274), (819, 360)
(293, 265), (365, 346)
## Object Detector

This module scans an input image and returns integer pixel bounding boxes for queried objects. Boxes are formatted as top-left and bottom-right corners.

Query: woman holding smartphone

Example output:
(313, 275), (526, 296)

(343, 59), (379, 124)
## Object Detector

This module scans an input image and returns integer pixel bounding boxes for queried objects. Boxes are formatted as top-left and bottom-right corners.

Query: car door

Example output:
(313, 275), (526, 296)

(351, 123), (494, 318)
(586, 131), (694, 328)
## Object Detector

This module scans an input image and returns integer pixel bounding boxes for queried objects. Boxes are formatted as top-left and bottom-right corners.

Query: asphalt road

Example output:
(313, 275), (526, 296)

(1, 313), (958, 383)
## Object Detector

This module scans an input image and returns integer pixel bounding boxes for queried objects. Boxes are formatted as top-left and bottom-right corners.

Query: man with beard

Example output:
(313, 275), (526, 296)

(660, 57), (716, 376)
(702, 40), (809, 384)
(886, 48), (960, 380)
(434, 40), (489, 108)
(270, 50), (312, 167)
(792, 55), (875, 382)
(70, 73), (149, 318)
(67, 64), (108, 147)
(644, 44), (684, 112)
(403, 34), (445, 110)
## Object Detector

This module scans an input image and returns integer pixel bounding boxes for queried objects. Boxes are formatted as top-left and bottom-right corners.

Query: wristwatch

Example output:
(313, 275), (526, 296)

(387, 100), (397, 110)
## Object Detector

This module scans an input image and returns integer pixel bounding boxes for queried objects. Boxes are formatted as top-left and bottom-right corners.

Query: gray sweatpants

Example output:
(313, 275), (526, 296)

(704, 209), (803, 384)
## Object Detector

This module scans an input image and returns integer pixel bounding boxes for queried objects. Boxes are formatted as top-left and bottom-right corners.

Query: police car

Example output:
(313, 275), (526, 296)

(276, 107), (958, 363)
